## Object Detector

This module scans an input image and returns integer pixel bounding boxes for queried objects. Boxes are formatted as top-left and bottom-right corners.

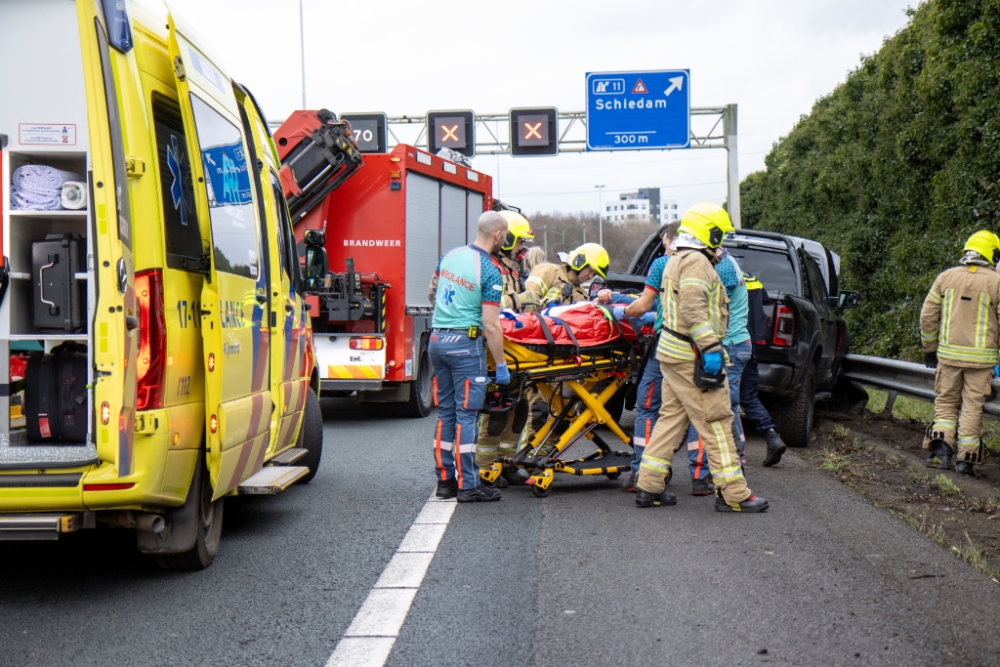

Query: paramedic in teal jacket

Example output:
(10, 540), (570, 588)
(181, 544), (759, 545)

(430, 211), (509, 503)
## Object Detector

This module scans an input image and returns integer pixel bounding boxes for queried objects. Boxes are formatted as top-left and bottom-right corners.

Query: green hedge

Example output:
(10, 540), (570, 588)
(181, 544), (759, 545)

(741, 0), (1000, 359)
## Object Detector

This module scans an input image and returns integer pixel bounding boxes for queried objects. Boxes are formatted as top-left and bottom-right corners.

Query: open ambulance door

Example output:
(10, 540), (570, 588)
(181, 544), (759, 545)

(166, 15), (270, 499)
(76, 1), (137, 474)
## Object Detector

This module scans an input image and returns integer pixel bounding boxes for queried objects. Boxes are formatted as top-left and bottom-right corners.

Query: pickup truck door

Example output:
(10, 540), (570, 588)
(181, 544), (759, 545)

(77, 3), (137, 473)
(801, 251), (838, 385)
(167, 17), (270, 498)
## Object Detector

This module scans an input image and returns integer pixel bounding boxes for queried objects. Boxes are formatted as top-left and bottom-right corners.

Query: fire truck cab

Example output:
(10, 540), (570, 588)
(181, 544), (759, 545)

(0, 0), (324, 569)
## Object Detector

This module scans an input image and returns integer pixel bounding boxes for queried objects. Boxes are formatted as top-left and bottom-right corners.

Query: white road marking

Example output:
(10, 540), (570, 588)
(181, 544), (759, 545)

(325, 494), (457, 667)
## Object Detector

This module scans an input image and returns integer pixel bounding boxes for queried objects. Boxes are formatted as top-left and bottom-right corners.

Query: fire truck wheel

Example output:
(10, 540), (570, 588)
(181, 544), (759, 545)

(400, 345), (434, 418)
(296, 387), (324, 483)
(154, 458), (224, 571)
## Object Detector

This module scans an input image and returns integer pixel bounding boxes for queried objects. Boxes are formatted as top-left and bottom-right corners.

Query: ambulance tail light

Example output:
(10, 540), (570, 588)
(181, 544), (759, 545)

(136, 269), (166, 411)
(350, 337), (384, 351)
(773, 304), (795, 347)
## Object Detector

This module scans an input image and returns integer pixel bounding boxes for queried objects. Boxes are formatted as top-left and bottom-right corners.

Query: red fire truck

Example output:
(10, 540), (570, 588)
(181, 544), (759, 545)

(275, 111), (493, 416)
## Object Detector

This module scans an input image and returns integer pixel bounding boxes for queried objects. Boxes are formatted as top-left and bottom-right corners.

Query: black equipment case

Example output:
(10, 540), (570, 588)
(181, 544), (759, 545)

(24, 345), (89, 443)
(32, 233), (86, 332)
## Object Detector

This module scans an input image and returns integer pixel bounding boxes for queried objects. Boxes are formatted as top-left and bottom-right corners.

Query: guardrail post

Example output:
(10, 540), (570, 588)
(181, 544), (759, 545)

(882, 390), (898, 416)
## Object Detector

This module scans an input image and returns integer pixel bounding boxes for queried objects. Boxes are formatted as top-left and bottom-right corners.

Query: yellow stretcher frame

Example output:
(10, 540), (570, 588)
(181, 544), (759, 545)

(481, 340), (639, 498)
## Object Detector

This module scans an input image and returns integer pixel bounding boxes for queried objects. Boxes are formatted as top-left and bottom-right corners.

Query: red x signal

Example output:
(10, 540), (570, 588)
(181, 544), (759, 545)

(523, 122), (543, 140)
(442, 125), (459, 142)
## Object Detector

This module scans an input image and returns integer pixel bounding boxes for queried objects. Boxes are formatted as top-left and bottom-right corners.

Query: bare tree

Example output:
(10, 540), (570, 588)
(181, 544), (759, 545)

(527, 211), (657, 273)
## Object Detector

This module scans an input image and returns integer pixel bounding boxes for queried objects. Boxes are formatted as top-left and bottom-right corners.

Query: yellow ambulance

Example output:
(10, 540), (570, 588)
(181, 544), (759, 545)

(0, 0), (327, 569)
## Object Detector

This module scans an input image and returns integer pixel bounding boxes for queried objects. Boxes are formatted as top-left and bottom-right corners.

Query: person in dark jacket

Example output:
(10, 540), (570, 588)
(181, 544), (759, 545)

(740, 274), (786, 467)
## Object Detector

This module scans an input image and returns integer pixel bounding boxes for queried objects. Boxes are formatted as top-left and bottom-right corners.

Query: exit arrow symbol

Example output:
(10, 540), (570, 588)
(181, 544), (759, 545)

(663, 76), (684, 97)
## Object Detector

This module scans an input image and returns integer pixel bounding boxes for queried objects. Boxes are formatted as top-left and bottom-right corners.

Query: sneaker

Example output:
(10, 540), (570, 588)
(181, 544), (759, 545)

(714, 494), (769, 513)
(621, 473), (638, 493)
(691, 476), (715, 496)
(500, 467), (530, 486)
(955, 461), (975, 476)
(762, 429), (787, 467)
(435, 478), (458, 499)
(457, 484), (501, 503)
(635, 488), (677, 508)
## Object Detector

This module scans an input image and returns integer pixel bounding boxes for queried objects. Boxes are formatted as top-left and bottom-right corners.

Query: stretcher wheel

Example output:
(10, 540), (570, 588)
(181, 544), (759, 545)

(532, 485), (551, 498)
(605, 471), (621, 480)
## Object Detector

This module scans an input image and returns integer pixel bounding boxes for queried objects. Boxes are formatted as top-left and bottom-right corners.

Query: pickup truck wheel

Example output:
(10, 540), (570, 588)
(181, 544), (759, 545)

(772, 364), (815, 448)
(296, 387), (323, 483)
(154, 460), (224, 571)
(400, 345), (434, 418)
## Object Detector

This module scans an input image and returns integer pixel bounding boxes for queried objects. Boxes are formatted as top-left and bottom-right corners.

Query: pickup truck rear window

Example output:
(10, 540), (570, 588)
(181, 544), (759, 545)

(726, 247), (797, 295)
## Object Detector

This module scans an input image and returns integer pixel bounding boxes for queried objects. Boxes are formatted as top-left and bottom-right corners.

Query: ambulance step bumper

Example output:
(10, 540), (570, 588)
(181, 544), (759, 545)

(0, 512), (91, 541)
(322, 379), (382, 392)
(238, 466), (309, 495)
(268, 448), (307, 465)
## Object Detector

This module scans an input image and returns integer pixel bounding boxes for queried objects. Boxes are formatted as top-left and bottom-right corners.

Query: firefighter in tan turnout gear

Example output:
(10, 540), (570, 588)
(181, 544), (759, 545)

(920, 230), (1000, 475)
(634, 204), (769, 513)
(522, 243), (609, 309)
(476, 211), (538, 487)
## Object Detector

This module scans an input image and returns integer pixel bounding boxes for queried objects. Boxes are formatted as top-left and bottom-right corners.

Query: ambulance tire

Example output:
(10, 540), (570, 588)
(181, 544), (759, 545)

(154, 458), (224, 571)
(296, 388), (324, 484)
(400, 345), (434, 418)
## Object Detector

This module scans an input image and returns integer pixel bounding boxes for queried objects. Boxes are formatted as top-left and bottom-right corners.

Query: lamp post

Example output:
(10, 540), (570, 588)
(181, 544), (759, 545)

(595, 184), (605, 247)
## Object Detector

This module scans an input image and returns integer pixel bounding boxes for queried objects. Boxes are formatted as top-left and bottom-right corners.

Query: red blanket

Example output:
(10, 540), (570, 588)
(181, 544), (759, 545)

(501, 303), (648, 347)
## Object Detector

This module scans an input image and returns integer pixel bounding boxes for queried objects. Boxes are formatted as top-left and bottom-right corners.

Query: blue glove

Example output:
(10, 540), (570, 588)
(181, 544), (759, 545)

(612, 306), (627, 320)
(702, 351), (722, 375)
(494, 363), (510, 386)
(637, 312), (656, 326)
(995, 364), (999, 378)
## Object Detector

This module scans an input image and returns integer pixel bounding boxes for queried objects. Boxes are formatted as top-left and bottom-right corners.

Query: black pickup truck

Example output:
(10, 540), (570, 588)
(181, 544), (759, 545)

(603, 229), (860, 447)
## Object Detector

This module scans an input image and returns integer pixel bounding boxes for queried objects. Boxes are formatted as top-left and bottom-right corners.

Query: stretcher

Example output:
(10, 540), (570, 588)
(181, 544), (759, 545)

(481, 303), (651, 498)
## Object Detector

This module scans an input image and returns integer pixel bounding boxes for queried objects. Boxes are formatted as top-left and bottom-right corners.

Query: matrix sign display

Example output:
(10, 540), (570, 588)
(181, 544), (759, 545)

(509, 107), (558, 156)
(427, 110), (475, 157)
(341, 113), (388, 153)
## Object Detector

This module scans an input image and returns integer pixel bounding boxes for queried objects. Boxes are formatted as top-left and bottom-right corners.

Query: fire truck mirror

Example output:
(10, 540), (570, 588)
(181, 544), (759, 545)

(304, 246), (329, 293)
(303, 229), (326, 246)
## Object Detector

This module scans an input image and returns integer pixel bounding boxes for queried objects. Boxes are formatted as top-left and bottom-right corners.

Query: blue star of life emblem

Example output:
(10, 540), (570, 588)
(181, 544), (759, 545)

(167, 135), (189, 225)
(443, 284), (457, 305)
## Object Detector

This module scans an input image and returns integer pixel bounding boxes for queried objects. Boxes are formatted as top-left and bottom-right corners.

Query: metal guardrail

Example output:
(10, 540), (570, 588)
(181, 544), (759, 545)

(842, 354), (1000, 417)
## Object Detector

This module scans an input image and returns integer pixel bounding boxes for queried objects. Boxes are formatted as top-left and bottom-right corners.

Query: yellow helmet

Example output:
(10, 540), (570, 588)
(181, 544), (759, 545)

(499, 210), (534, 254)
(964, 230), (1000, 265)
(564, 243), (610, 278)
(678, 201), (733, 248)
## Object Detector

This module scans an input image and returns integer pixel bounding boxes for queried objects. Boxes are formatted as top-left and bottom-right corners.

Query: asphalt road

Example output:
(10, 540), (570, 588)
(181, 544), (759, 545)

(1, 401), (999, 667)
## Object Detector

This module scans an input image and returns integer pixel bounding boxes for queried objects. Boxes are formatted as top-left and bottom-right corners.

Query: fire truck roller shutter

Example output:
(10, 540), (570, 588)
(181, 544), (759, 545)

(405, 172), (441, 307)
(467, 192), (485, 244)
(440, 183), (467, 254)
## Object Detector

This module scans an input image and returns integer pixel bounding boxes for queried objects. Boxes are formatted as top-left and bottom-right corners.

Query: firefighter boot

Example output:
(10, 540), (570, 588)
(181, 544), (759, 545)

(955, 461), (976, 476)
(635, 488), (678, 508)
(436, 478), (458, 499)
(762, 428), (787, 467)
(715, 492), (770, 513)
(691, 474), (715, 496)
(926, 439), (954, 470)
(500, 466), (530, 486)
(457, 484), (501, 503)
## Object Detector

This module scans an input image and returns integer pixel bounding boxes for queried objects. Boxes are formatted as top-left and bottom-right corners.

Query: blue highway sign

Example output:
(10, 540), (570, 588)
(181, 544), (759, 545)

(585, 69), (690, 150)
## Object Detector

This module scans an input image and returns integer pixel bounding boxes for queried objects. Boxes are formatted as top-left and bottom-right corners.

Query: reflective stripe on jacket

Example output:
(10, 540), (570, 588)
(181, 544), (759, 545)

(523, 263), (588, 308)
(656, 248), (729, 363)
(497, 252), (526, 311)
(920, 265), (1000, 368)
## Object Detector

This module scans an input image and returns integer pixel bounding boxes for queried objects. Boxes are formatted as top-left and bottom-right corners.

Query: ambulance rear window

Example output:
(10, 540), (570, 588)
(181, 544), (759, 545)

(189, 95), (259, 279)
(153, 98), (202, 267)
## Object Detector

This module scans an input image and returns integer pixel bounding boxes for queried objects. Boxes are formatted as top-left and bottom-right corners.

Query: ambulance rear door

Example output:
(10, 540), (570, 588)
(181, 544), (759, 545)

(166, 15), (269, 499)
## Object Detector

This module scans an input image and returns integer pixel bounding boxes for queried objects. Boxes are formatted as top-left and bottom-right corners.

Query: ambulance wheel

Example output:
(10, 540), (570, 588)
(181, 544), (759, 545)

(296, 387), (324, 484)
(400, 346), (434, 418)
(532, 485), (551, 499)
(154, 459), (224, 571)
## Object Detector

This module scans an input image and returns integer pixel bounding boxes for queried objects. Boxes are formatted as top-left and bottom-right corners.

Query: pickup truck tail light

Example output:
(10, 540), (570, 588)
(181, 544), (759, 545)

(773, 304), (794, 347)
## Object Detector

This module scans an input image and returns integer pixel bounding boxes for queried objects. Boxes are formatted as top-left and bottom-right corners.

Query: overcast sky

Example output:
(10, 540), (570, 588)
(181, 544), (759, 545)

(168, 0), (916, 217)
